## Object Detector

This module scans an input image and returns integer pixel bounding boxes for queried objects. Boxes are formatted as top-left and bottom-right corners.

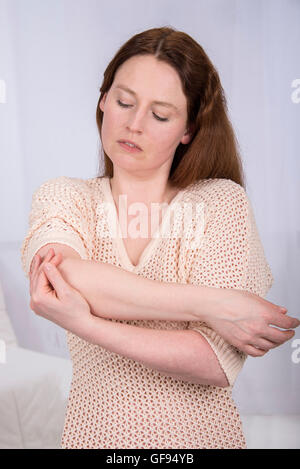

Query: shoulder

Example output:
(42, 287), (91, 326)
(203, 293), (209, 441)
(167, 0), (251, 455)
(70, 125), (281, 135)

(187, 177), (247, 199)
(182, 179), (251, 232)
(32, 175), (103, 202)
(185, 178), (249, 212)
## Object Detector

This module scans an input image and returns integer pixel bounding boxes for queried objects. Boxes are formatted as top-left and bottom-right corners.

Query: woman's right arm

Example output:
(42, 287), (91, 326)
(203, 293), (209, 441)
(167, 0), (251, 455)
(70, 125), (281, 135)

(32, 244), (300, 356)
(31, 243), (201, 322)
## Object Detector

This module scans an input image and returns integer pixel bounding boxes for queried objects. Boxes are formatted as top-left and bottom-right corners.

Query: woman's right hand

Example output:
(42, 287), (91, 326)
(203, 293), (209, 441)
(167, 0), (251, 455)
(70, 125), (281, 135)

(199, 288), (300, 357)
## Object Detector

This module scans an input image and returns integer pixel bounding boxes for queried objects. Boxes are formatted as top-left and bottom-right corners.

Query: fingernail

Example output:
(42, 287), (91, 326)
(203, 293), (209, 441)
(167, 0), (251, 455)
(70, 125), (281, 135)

(44, 263), (52, 271)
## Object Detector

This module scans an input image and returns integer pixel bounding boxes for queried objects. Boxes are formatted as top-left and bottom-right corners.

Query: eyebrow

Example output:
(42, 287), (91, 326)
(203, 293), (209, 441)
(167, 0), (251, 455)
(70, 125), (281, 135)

(115, 84), (179, 112)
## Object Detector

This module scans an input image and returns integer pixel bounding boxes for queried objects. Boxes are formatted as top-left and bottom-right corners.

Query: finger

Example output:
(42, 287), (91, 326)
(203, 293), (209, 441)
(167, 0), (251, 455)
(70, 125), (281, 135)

(35, 252), (62, 289)
(250, 337), (279, 352)
(30, 256), (37, 296)
(30, 255), (37, 275)
(32, 254), (41, 276)
(30, 255), (42, 296)
(243, 344), (267, 357)
(35, 254), (61, 294)
(268, 312), (300, 330)
(32, 250), (56, 295)
(39, 248), (55, 272)
(33, 249), (55, 288)
(32, 251), (50, 283)
(50, 252), (63, 267)
(43, 262), (69, 300)
(45, 254), (63, 290)
(263, 326), (295, 345)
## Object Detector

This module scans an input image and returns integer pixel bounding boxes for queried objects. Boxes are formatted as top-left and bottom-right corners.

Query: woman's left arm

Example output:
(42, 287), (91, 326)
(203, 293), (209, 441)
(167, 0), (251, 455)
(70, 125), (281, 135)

(30, 249), (228, 388)
(87, 315), (229, 387)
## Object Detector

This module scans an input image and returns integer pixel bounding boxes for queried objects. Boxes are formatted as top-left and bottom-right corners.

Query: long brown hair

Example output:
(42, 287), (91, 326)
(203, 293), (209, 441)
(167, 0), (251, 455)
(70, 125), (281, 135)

(96, 26), (246, 189)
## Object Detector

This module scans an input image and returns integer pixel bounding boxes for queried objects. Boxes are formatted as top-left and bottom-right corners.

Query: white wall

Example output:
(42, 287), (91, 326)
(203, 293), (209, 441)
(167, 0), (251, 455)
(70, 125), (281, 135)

(0, 0), (299, 415)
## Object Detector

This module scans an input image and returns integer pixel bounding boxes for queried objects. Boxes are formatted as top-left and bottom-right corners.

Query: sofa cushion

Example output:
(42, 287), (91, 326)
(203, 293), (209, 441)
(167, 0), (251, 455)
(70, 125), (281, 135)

(0, 282), (18, 348)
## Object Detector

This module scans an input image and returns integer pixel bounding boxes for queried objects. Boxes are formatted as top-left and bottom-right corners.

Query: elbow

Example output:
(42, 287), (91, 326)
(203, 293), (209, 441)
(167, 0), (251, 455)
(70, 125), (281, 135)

(186, 331), (231, 388)
(205, 364), (231, 388)
(184, 372), (230, 388)
(213, 374), (230, 388)
(194, 373), (230, 388)
(210, 363), (231, 388)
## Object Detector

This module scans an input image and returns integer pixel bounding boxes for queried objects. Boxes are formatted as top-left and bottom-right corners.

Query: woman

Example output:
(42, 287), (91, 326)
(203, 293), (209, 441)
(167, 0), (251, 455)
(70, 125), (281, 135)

(21, 27), (299, 449)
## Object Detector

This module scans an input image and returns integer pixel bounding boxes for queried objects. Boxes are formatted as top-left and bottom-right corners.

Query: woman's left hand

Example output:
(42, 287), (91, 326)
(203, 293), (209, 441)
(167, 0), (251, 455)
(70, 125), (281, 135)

(29, 248), (94, 341)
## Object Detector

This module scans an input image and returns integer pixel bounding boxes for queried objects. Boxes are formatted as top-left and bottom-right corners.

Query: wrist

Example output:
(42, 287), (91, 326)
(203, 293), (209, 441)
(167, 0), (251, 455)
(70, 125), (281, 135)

(188, 284), (223, 324)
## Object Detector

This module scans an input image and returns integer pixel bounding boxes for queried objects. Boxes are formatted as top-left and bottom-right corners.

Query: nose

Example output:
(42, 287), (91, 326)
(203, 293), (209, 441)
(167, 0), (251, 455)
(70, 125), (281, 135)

(126, 109), (144, 134)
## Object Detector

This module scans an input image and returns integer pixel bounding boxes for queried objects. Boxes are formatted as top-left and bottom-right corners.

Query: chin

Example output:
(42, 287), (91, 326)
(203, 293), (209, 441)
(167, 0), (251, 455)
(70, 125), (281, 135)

(110, 156), (144, 171)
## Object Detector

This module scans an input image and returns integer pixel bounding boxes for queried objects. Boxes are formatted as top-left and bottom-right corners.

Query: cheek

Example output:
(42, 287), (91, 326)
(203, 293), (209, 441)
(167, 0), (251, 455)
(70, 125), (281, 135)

(101, 107), (120, 142)
(151, 126), (184, 151)
(103, 107), (117, 128)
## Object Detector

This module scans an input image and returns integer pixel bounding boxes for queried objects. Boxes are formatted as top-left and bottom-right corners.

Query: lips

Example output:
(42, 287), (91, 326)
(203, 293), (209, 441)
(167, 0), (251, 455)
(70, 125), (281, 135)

(118, 139), (142, 150)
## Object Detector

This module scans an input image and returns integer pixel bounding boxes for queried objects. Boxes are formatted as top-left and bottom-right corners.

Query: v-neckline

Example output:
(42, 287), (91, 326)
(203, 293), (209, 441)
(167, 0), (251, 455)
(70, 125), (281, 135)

(102, 176), (186, 273)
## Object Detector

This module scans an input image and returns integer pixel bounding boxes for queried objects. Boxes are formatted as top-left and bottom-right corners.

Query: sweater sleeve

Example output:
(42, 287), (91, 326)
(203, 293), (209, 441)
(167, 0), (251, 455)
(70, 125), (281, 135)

(20, 176), (94, 279)
(186, 179), (274, 388)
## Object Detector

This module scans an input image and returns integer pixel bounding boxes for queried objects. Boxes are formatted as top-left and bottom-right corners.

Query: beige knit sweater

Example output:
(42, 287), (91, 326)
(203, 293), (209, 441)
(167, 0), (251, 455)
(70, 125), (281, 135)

(20, 175), (273, 449)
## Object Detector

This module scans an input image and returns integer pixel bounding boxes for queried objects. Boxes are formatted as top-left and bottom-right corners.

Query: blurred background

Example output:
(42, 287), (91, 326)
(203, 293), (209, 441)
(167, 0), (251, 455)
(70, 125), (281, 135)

(0, 0), (299, 449)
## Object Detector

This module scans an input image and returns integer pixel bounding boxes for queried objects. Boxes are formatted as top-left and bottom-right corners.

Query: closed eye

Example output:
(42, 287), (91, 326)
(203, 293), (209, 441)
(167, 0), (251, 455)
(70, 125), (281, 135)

(116, 100), (169, 122)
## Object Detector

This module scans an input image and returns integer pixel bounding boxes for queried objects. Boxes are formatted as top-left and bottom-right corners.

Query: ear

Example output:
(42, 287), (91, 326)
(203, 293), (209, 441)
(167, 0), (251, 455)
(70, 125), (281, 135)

(99, 92), (107, 112)
(180, 127), (194, 145)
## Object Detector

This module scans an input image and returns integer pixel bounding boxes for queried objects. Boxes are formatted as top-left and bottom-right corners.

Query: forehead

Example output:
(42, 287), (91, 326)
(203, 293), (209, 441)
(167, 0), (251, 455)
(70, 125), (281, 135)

(112, 55), (187, 109)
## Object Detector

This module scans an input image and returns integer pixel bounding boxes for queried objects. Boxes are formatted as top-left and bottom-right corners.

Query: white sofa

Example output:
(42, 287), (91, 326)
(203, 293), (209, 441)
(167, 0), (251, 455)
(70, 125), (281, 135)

(0, 280), (299, 449)
(0, 281), (72, 449)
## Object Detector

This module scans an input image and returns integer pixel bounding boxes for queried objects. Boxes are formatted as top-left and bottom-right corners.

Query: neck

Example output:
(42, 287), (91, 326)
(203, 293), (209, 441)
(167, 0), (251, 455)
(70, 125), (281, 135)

(109, 174), (178, 209)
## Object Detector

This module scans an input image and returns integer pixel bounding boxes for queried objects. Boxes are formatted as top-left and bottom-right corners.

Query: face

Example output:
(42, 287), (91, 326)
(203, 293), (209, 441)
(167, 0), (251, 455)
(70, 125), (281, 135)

(99, 55), (192, 178)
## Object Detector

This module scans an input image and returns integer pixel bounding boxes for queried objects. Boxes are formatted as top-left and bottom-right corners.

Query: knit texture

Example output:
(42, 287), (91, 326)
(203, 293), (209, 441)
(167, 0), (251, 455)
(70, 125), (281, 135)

(20, 175), (273, 449)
